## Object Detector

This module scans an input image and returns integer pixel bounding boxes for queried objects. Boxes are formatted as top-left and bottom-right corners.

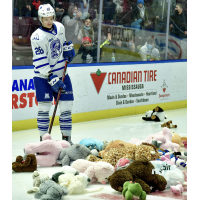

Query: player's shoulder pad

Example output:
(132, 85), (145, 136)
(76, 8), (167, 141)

(31, 29), (46, 42)
(54, 21), (65, 31)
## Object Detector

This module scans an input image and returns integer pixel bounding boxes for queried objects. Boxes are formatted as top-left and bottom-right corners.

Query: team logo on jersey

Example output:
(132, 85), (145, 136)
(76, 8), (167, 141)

(44, 93), (50, 99)
(50, 39), (61, 59)
(33, 33), (39, 40)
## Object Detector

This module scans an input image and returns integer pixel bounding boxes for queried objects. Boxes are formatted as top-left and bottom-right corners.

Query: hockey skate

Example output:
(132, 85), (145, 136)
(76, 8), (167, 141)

(62, 133), (74, 145)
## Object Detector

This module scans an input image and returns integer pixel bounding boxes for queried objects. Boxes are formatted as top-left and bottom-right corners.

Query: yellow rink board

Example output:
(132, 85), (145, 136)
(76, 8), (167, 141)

(12, 100), (187, 132)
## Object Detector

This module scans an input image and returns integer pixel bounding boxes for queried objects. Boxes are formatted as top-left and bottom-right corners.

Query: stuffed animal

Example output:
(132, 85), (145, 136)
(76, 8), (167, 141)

(60, 173), (103, 194)
(170, 182), (184, 194)
(87, 143), (161, 167)
(181, 137), (187, 148)
(171, 132), (184, 147)
(161, 120), (177, 128)
(107, 160), (167, 194)
(171, 157), (187, 169)
(102, 140), (109, 150)
(142, 106), (166, 122)
(27, 171), (49, 194)
(130, 128), (180, 152)
(99, 140), (135, 158)
(34, 180), (68, 200)
(160, 153), (175, 165)
(24, 133), (71, 167)
(122, 181), (146, 200)
(60, 165), (79, 175)
(114, 158), (134, 171)
(79, 138), (104, 151)
(12, 154), (37, 172)
(56, 144), (92, 166)
(71, 159), (115, 184)
(150, 160), (185, 188)
(173, 152), (187, 161)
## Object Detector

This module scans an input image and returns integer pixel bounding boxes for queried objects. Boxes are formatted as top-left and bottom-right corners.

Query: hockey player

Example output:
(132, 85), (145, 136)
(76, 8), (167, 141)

(31, 4), (75, 143)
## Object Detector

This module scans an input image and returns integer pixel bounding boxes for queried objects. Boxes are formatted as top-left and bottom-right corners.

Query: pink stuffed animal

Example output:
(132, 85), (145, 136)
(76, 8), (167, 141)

(114, 158), (131, 171)
(129, 127), (180, 152)
(160, 153), (174, 165)
(71, 159), (115, 184)
(170, 182), (184, 194)
(24, 133), (71, 167)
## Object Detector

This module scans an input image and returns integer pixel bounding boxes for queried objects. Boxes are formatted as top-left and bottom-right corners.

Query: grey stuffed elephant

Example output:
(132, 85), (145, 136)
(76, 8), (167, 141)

(34, 180), (68, 200)
(56, 144), (92, 166)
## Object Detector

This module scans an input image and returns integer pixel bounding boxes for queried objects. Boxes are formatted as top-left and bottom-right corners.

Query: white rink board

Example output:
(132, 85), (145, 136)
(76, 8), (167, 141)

(12, 62), (187, 121)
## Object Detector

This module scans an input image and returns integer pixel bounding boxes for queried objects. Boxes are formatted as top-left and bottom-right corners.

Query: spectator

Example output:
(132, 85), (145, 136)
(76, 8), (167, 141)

(13, 0), (31, 17)
(31, 0), (41, 17)
(103, 0), (116, 22)
(77, 33), (111, 63)
(130, 0), (150, 36)
(170, 3), (187, 59)
(139, 36), (160, 61)
(150, 0), (176, 32)
(42, 0), (65, 18)
(77, 17), (95, 42)
(114, 0), (134, 26)
(61, 4), (83, 44)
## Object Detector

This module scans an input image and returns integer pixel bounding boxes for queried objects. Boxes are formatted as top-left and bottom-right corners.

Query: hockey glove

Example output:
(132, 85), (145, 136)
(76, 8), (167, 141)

(63, 41), (76, 62)
(48, 74), (67, 93)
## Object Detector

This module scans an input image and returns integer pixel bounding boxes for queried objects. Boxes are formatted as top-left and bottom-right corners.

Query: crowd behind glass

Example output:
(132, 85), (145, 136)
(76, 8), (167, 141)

(12, 0), (187, 65)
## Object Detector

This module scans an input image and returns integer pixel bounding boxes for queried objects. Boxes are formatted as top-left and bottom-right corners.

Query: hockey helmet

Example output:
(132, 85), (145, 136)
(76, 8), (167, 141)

(38, 4), (56, 23)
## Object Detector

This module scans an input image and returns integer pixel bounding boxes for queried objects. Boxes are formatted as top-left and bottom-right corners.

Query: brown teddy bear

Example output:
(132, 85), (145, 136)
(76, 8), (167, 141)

(107, 160), (167, 194)
(161, 120), (177, 128)
(99, 140), (135, 158)
(86, 143), (161, 167)
(12, 154), (37, 172)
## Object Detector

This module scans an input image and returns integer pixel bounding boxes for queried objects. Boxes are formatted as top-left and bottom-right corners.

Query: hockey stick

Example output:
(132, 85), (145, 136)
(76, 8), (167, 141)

(48, 53), (79, 134)
(48, 60), (68, 135)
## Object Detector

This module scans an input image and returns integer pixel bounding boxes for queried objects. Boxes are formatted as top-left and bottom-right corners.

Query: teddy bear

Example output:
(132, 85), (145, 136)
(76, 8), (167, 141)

(56, 144), (92, 166)
(12, 154), (37, 172)
(122, 181), (146, 200)
(79, 138), (104, 151)
(107, 160), (167, 194)
(71, 159), (115, 184)
(27, 171), (49, 194)
(24, 133), (71, 167)
(161, 120), (177, 128)
(59, 172), (103, 194)
(171, 157), (187, 170)
(86, 143), (161, 167)
(181, 137), (187, 148)
(99, 140), (135, 158)
(34, 180), (68, 200)
(142, 106), (166, 122)
(130, 127), (180, 152)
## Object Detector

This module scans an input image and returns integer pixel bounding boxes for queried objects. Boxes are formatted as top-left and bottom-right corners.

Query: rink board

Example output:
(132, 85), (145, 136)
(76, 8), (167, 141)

(12, 60), (187, 131)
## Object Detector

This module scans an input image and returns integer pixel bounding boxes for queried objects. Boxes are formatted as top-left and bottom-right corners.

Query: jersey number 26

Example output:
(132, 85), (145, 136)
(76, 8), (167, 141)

(35, 47), (44, 55)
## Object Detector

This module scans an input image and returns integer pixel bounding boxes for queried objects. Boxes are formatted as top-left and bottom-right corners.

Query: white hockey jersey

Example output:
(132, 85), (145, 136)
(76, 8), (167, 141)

(31, 21), (68, 79)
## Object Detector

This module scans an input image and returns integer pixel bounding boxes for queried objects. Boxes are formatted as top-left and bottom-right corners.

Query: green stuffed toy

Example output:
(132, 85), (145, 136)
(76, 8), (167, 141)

(122, 181), (146, 200)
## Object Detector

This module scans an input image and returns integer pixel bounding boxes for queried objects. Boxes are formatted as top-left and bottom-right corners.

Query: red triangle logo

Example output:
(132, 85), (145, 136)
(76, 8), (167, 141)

(163, 88), (166, 93)
(90, 70), (107, 94)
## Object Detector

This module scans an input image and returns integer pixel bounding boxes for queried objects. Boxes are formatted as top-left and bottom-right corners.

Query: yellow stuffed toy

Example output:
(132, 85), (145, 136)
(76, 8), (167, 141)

(171, 132), (184, 147)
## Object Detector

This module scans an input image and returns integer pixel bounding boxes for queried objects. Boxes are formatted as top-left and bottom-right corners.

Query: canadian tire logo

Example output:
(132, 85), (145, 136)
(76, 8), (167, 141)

(90, 69), (107, 94)
(161, 79), (168, 93)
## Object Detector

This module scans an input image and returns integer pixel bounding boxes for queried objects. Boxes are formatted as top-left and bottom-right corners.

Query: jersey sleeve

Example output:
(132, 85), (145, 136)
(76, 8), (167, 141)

(31, 33), (52, 77)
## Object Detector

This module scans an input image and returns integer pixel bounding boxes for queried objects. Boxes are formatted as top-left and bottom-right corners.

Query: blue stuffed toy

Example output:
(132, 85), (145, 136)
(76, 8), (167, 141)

(79, 138), (104, 151)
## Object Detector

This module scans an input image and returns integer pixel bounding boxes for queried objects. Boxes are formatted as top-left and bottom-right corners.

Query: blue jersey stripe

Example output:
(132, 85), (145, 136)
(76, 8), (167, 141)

(50, 59), (65, 67)
(33, 56), (47, 62)
(52, 66), (65, 72)
(35, 63), (49, 69)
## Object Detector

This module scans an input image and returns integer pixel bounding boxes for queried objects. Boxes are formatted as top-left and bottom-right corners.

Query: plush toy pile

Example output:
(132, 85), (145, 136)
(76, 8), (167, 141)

(12, 112), (187, 199)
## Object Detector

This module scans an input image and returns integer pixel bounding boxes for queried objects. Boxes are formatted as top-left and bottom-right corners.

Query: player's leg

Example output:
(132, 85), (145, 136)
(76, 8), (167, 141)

(37, 101), (52, 140)
(58, 100), (73, 144)
(53, 74), (74, 144)
(33, 77), (53, 141)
